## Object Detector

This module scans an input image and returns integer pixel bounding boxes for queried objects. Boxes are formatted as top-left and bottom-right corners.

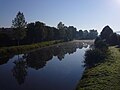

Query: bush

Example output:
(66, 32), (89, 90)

(84, 37), (109, 68)
(84, 49), (107, 68)
(108, 33), (119, 45)
(94, 39), (108, 52)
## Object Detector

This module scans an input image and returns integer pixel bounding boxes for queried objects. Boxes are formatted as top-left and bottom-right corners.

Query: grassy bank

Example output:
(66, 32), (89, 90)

(76, 47), (120, 90)
(0, 40), (63, 57)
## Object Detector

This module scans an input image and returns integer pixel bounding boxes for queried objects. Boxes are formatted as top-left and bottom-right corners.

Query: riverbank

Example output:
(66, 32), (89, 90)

(0, 40), (94, 57)
(0, 40), (63, 57)
(76, 47), (120, 90)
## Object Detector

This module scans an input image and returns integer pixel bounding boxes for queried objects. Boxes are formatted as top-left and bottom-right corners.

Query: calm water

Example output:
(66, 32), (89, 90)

(0, 42), (89, 90)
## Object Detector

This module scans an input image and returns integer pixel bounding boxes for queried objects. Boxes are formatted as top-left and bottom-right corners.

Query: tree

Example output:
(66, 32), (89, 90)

(108, 33), (119, 45)
(34, 21), (46, 42)
(95, 39), (108, 51)
(12, 11), (27, 45)
(12, 60), (27, 85)
(94, 36), (101, 45)
(0, 32), (11, 46)
(88, 29), (98, 39)
(66, 27), (72, 41)
(26, 23), (36, 43)
(53, 27), (60, 40)
(45, 26), (54, 40)
(118, 35), (120, 46)
(100, 25), (113, 43)
(67, 26), (77, 40)
(83, 30), (89, 39)
(79, 30), (83, 39)
(57, 22), (67, 40)
(57, 22), (64, 29)
(84, 49), (107, 68)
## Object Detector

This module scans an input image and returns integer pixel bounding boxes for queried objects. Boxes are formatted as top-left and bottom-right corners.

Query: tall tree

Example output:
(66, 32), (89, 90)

(67, 26), (77, 40)
(88, 29), (98, 39)
(57, 22), (67, 40)
(83, 30), (89, 39)
(57, 22), (64, 29)
(12, 60), (27, 85)
(27, 23), (35, 43)
(108, 33), (119, 45)
(79, 30), (83, 39)
(12, 11), (27, 45)
(34, 21), (46, 42)
(100, 25), (113, 42)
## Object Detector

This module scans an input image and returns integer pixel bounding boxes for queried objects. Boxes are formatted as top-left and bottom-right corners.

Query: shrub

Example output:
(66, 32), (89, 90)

(84, 49), (107, 68)
(94, 39), (108, 52)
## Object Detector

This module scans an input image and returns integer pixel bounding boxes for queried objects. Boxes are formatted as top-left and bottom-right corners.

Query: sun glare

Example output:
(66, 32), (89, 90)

(115, 0), (120, 4)
(110, 0), (120, 7)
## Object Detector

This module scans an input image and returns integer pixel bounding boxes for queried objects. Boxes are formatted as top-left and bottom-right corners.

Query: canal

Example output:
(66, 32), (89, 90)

(0, 41), (91, 90)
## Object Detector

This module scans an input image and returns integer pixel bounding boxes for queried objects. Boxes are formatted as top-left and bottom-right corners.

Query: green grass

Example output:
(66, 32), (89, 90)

(0, 40), (63, 57)
(76, 47), (120, 90)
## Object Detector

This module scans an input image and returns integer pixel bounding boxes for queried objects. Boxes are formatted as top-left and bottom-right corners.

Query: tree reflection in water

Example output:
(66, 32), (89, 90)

(26, 48), (53, 70)
(12, 57), (27, 85)
(26, 42), (86, 70)
(0, 57), (9, 65)
(9, 42), (89, 85)
(0, 55), (14, 65)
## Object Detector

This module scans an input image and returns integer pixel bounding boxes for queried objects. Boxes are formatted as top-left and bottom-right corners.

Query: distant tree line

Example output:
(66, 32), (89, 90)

(0, 11), (98, 47)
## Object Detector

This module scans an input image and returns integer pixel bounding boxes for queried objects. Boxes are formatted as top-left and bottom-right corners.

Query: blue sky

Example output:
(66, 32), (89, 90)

(0, 0), (120, 32)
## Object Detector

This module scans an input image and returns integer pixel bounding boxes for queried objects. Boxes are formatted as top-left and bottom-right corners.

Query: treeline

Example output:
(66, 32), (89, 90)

(26, 22), (98, 43)
(0, 12), (98, 47)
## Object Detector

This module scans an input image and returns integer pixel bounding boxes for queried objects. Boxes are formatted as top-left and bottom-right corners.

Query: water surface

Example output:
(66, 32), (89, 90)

(0, 42), (89, 90)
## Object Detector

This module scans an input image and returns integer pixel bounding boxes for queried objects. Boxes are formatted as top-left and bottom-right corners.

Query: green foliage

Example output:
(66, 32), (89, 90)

(108, 33), (119, 45)
(0, 32), (11, 46)
(78, 29), (98, 40)
(0, 18), (98, 47)
(78, 30), (83, 39)
(57, 22), (98, 41)
(95, 39), (108, 51)
(96, 25), (120, 46)
(26, 23), (35, 43)
(100, 25), (113, 42)
(84, 48), (108, 68)
(13, 28), (26, 41)
(85, 37), (109, 68)
(34, 21), (46, 41)
(57, 22), (64, 29)
(88, 30), (98, 39)
(12, 11), (27, 45)
(66, 26), (77, 40)
(12, 11), (27, 29)
(83, 30), (88, 39)
(77, 25), (120, 89)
